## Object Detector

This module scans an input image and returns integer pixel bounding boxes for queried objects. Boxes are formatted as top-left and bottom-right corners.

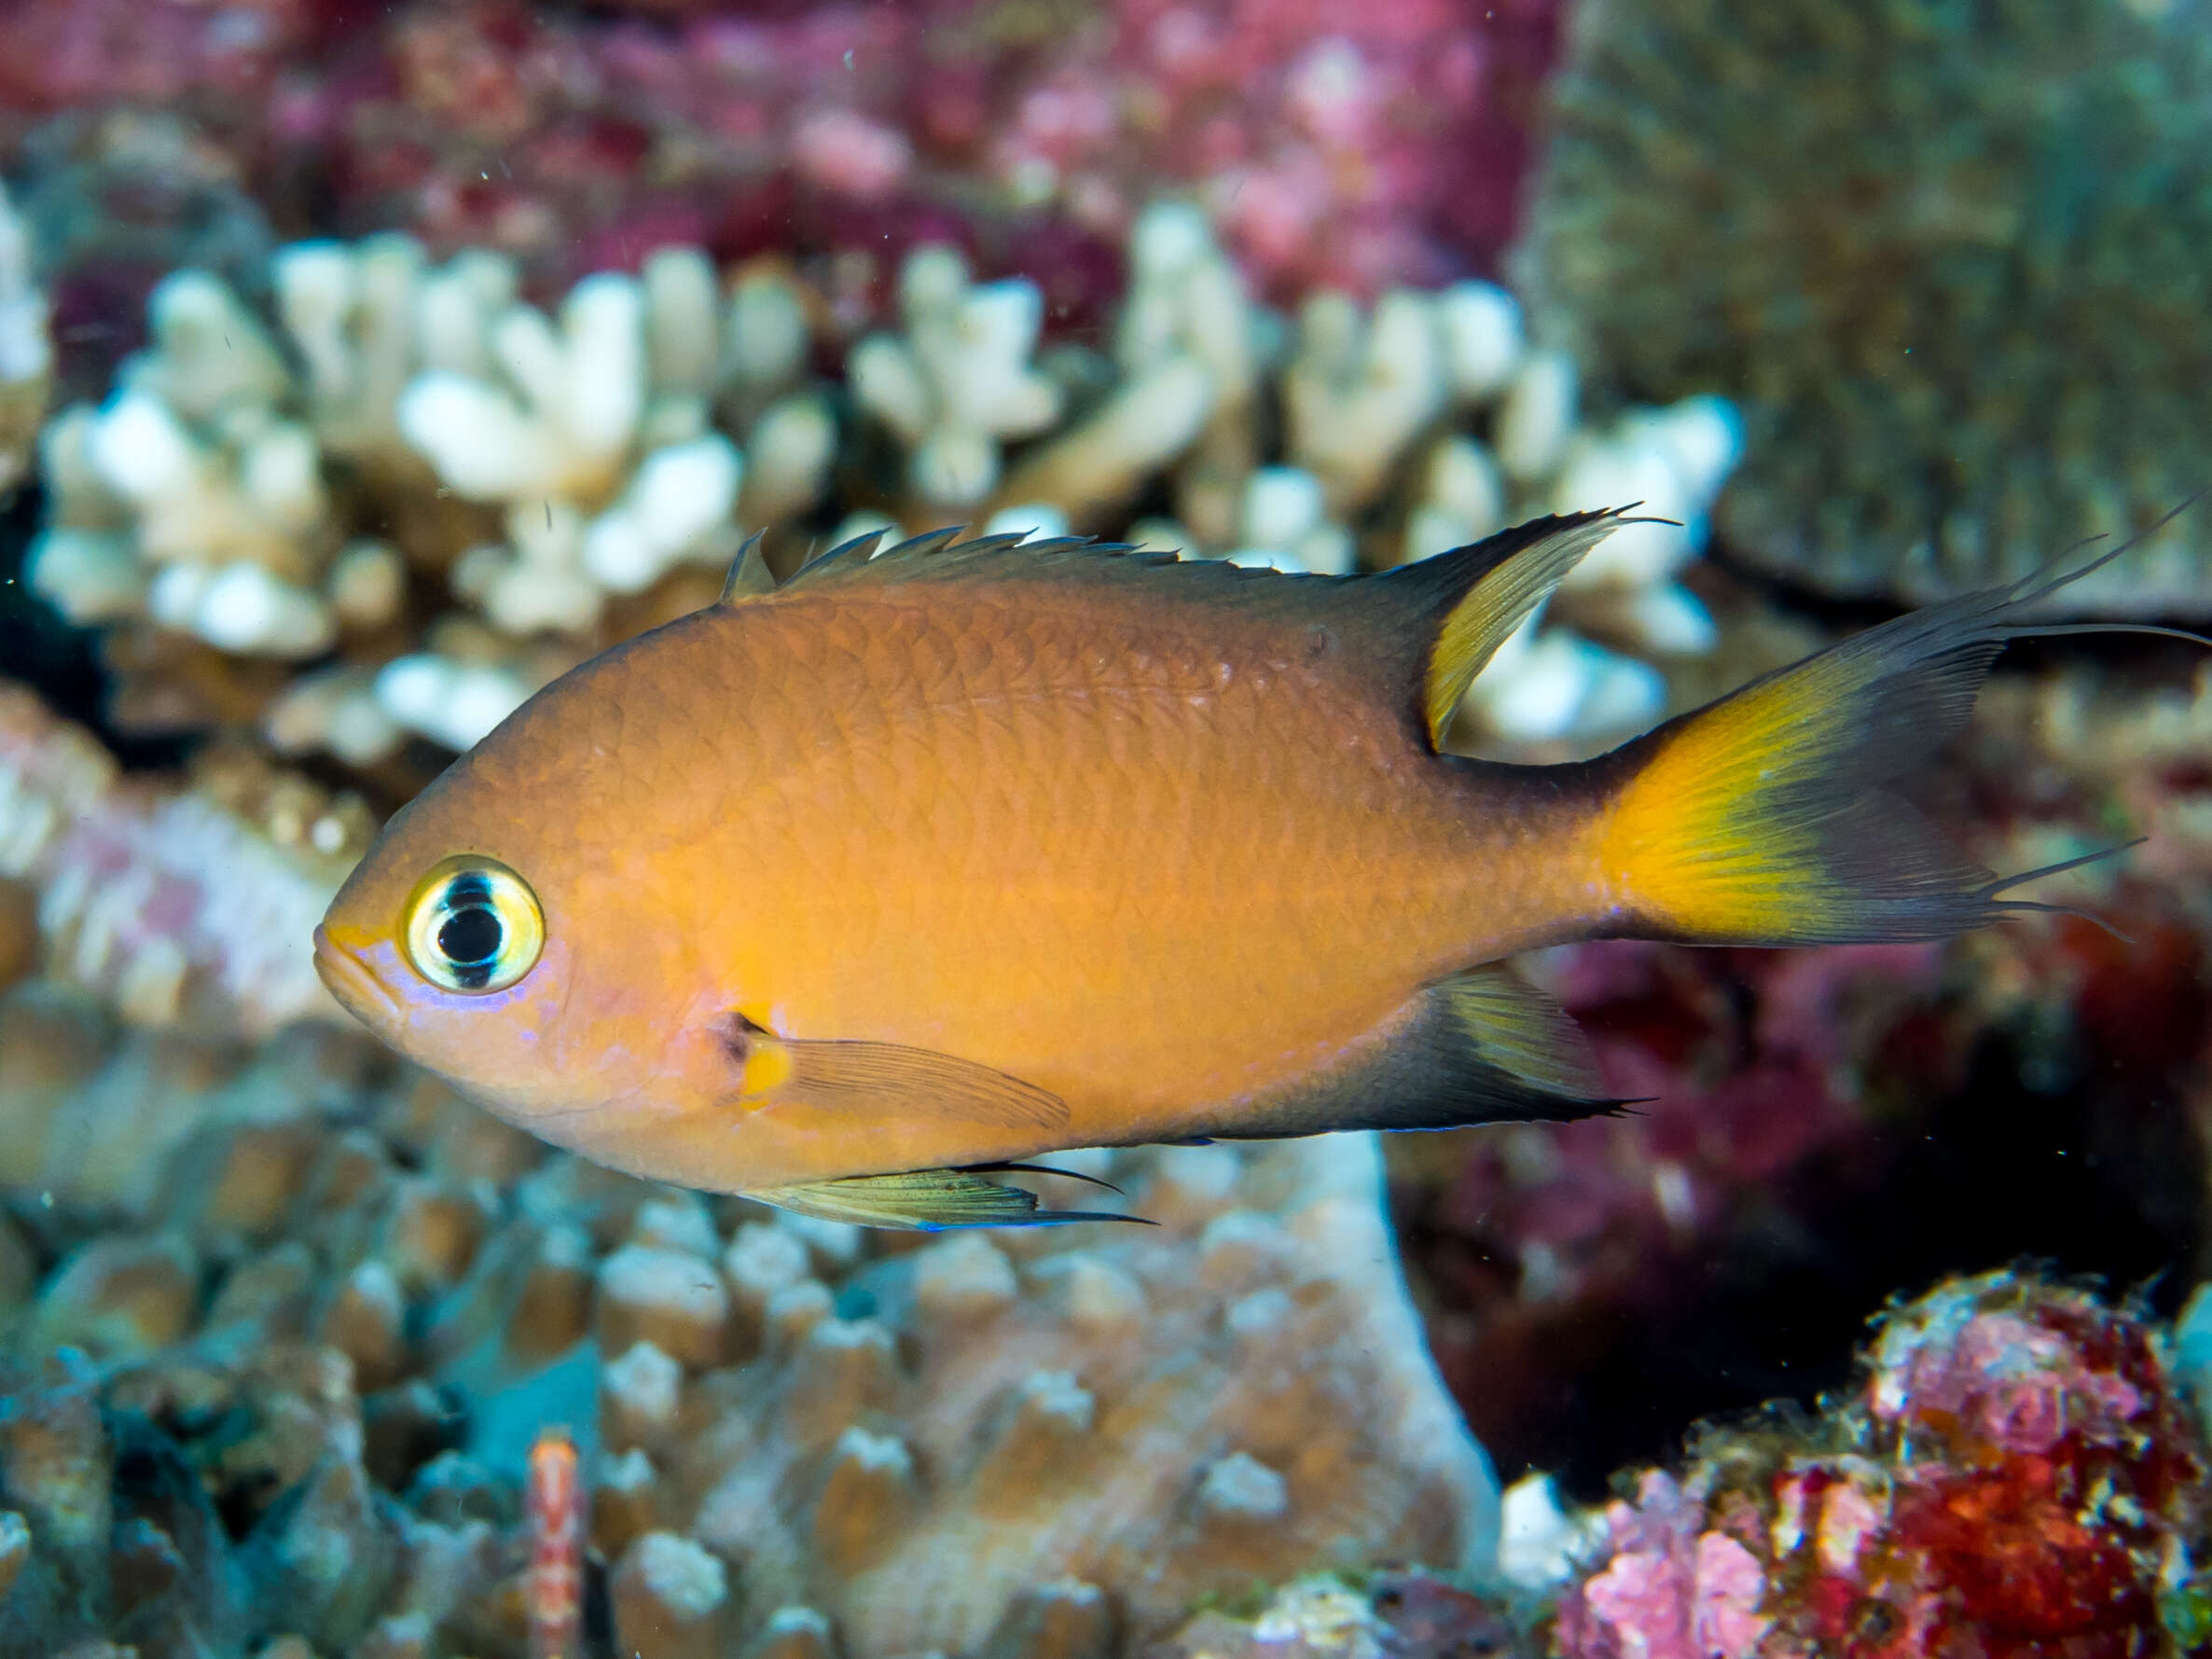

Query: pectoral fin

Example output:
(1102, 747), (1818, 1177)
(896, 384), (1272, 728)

(726, 1021), (1069, 1132)
(752, 1167), (1147, 1231)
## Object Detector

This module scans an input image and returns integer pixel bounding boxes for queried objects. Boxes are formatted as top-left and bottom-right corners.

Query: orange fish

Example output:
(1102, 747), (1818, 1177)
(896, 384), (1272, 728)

(312, 512), (2180, 1228)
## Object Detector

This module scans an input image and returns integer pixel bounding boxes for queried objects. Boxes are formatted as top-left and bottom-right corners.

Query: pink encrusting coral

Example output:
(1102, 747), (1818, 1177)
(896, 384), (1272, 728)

(0, 684), (365, 1035)
(0, 0), (1563, 307)
(1554, 1271), (2212, 1659)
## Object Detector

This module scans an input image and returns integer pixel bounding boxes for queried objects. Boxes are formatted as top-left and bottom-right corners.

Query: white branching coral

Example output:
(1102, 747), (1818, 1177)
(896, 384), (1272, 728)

(398, 248), (833, 639)
(274, 233), (518, 477)
(23, 205), (1739, 770)
(26, 239), (836, 765)
(34, 272), (338, 658)
(849, 245), (1064, 508)
(0, 180), (52, 502)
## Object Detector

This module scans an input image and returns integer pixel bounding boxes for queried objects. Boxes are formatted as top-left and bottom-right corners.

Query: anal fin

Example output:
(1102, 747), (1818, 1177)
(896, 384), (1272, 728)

(1211, 963), (1630, 1140)
(752, 1167), (1148, 1231)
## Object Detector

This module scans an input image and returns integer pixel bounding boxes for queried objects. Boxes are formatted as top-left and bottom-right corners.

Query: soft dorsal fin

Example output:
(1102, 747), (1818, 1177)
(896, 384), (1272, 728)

(1376, 509), (1636, 747)
(716, 531), (776, 603)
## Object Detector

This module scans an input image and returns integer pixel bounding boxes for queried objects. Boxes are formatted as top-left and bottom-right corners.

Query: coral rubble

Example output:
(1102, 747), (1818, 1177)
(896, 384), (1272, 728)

(1153, 1572), (1540, 1658)
(1554, 1270), (2212, 1659)
(1523, 0), (2212, 614)
(0, 987), (1498, 1654)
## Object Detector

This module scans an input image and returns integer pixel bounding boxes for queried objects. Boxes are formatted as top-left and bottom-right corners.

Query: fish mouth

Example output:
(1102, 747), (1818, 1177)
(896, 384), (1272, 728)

(312, 925), (402, 1027)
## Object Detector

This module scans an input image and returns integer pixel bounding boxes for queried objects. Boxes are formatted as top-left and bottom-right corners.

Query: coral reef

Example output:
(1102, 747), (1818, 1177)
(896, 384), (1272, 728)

(0, 982), (1499, 1654)
(0, 682), (364, 1034)
(1553, 1270), (2212, 1659)
(25, 235), (830, 773)
(23, 207), (1740, 784)
(1521, 0), (2212, 614)
(0, 180), (51, 500)
(1153, 1573), (1539, 1658)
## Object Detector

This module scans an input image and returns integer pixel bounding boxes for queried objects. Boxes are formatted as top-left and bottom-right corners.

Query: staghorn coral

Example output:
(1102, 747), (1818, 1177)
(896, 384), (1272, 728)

(1522, 0), (2212, 615)
(0, 979), (1500, 1655)
(1552, 1270), (2212, 1659)
(0, 682), (365, 1034)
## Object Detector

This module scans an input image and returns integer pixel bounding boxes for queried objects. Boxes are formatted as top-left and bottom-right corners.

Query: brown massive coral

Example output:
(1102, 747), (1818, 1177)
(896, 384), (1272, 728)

(0, 983), (1499, 1656)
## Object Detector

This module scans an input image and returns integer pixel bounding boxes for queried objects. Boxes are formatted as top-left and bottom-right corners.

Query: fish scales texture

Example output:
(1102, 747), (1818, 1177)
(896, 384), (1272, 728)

(317, 515), (2182, 1217)
(526, 569), (1564, 1133)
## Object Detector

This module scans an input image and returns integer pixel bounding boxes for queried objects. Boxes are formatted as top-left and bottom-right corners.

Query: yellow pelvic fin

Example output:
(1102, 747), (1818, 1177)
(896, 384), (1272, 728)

(1596, 518), (2210, 947)
(725, 1023), (1070, 1132)
(751, 1167), (1141, 1231)
(1410, 511), (1630, 747)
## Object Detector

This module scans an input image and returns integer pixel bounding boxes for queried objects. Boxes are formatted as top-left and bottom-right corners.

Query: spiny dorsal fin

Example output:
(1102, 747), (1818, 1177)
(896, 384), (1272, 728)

(777, 527), (1158, 591)
(785, 526), (896, 585)
(716, 531), (775, 603)
(750, 1166), (1147, 1230)
(1381, 509), (1638, 748)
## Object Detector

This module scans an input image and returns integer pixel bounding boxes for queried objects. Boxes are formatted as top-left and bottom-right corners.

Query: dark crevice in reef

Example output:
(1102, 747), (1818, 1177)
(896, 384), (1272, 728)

(1396, 934), (2210, 1501)
(0, 477), (197, 771)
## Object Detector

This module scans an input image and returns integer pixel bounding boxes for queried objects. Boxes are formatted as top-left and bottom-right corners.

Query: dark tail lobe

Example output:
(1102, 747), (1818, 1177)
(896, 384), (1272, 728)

(1593, 524), (2204, 946)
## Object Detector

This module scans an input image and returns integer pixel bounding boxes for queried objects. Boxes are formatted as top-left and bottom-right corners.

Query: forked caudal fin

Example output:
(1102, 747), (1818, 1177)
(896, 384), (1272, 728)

(1593, 509), (2209, 946)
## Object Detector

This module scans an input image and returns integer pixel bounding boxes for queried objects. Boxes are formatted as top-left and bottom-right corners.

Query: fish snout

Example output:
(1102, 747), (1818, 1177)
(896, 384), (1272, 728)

(313, 924), (402, 1027)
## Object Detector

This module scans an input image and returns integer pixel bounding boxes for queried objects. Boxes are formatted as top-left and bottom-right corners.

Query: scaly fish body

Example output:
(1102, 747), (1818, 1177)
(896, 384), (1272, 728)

(316, 516), (2178, 1227)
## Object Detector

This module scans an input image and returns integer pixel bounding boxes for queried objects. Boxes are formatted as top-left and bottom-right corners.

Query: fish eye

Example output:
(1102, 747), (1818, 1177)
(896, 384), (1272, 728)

(403, 856), (544, 994)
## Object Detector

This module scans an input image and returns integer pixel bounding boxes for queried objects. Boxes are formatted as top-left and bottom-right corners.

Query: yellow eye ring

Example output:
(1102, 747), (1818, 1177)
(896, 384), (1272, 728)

(403, 856), (544, 994)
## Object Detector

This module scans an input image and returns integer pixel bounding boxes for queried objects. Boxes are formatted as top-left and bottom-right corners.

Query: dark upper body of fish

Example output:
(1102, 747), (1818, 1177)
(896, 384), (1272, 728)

(312, 512), (2178, 1228)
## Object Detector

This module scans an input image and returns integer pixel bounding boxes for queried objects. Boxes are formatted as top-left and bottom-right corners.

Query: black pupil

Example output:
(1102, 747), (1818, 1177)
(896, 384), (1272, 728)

(438, 905), (503, 966)
(435, 873), (505, 986)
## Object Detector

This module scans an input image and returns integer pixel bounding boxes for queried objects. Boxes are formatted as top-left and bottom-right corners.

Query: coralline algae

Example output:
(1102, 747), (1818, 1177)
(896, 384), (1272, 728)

(1554, 1270), (2212, 1659)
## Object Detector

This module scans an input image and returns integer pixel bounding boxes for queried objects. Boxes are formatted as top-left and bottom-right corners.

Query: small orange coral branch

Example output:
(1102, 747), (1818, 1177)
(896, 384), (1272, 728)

(525, 1425), (586, 1659)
